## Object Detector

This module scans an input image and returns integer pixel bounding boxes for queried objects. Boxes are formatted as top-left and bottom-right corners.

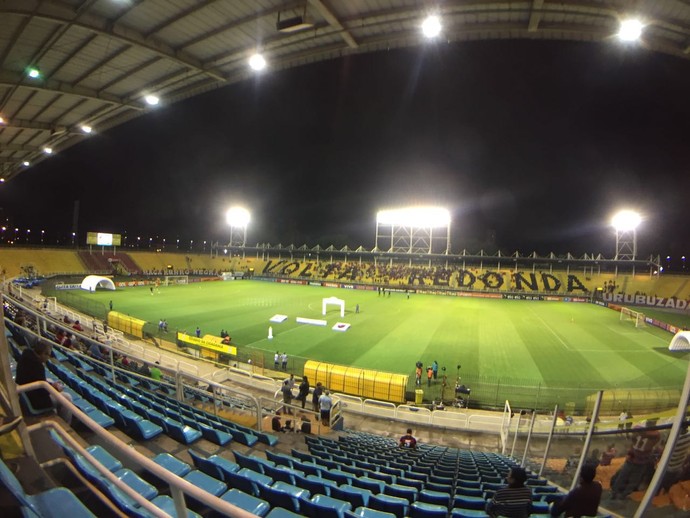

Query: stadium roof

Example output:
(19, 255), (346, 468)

(1, 0), (689, 181)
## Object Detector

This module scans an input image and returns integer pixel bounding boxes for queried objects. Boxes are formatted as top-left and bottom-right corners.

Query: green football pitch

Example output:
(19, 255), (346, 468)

(84, 280), (689, 408)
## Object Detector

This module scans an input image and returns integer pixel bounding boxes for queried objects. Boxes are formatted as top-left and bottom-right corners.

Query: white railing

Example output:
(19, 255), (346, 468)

(16, 381), (256, 518)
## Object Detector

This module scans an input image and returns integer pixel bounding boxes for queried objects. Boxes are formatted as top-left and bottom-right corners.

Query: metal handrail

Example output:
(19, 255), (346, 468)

(16, 380), (256, 518)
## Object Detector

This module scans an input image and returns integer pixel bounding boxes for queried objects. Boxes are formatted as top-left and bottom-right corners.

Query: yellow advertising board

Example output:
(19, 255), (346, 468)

(176, 333), (237, 356)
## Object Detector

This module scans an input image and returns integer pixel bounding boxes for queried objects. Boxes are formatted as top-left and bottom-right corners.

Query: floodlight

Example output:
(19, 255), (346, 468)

(80, 125), (92, 134)
(226, 207), (250, 228)
(618, 19), (644, 42)
(249, 53), (267, 71)
(422, 15), (442, 38)
(377, 207), (450, 228)
(611, 210), (641, 231)
(0, 178), (4, 183)
(43, 147), (53, 155)
(22, 161), (30, 167)
(144, 94), (160, 106)
(27, 67), (41, 79)
(0, 116), (5, 124)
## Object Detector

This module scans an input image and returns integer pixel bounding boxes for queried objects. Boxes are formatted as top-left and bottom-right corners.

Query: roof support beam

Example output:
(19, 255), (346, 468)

(528, 0), (545, 32)
(308, 0), (358, 48)
(0, 70), (142, 110)
(0, 118), (67, 134)
(0, 1), (226, 82)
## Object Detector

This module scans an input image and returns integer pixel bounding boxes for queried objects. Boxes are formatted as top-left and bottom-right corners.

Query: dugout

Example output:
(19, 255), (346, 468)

(304, 360), (408, 403)
(108, 311), (146, 339)
(585, 388), (682, 416)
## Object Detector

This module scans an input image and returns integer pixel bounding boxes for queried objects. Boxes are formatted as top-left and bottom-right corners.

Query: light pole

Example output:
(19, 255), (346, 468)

(226, 207), (250, 257)
(612, 210), (641, 277)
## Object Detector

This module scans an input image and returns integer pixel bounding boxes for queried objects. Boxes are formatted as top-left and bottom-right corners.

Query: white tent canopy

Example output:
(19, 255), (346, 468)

(81, 275), (115, 292)
(669, 331), (690, 352)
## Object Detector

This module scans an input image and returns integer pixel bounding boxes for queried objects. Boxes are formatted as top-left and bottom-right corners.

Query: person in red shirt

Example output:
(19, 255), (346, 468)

(400, 428), (417, 449)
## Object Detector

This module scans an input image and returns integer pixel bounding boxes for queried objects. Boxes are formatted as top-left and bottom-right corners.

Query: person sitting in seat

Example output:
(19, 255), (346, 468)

(550, 464), (602, 517)
(486, 467), (532, 518)
(271, 413), (293, 433)
(400, 428), (417, 449)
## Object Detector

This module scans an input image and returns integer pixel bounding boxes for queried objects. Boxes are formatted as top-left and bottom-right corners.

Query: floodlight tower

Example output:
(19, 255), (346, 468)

(226, 207), (250, 253)
(612, 209), (641, 276)
(375, 207), (451, 262)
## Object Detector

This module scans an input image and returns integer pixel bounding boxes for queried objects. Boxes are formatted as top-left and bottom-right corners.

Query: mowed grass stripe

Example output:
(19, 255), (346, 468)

(85, 281), (687, 391)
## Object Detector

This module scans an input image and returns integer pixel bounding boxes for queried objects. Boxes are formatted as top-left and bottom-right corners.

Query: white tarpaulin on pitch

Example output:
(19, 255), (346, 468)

(81, 275), (116, 292)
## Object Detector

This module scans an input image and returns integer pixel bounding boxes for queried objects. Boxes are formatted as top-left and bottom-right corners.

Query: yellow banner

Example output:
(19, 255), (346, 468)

(176, 333), (237, 355)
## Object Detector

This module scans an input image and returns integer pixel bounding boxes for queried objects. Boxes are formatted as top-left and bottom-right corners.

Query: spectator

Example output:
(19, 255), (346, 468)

(318, 390), (333, 425)
(600, 444), (617, 466)
(88, 341), (105, 361)
(297, 376), (310, 409)
(15, 341), (72, 424)
(485, 467), (532, 518)
(281, 352), (288, 370)
(610, 418), (661, 499)
(274, 351), (279, 370)
(150, 362), (162, 381)
(271, 413), (293, 433)
(550, 464), (602, 517)
(72, 320), (83, 332)
(195, 327), (201, 338)
(276, 379), (293, 415)
(139, 363), (151, 377)
(312, 382), (323, 413)
(400, 428), (417, 449)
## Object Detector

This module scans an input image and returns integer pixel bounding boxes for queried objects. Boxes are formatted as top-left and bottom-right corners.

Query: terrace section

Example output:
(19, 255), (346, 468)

(77, 250), (141, 275)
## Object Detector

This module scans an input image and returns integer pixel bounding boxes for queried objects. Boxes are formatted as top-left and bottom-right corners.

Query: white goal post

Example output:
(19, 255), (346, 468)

(620, 307), (646, 328)
(322, 296), (345, 318)
(163, 275), (188, 286)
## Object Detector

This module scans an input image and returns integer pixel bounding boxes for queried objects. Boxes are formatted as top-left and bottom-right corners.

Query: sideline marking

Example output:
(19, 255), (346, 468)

(529, 308), (571, 351)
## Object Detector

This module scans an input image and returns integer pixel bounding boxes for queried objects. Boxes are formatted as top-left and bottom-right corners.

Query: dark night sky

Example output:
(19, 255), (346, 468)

(2, 40), (689, 259)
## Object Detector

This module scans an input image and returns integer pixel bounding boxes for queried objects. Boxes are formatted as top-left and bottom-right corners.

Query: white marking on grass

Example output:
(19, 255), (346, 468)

(529, 308), (571, 351)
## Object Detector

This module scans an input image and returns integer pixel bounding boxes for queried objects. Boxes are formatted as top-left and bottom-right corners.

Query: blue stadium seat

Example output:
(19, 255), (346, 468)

(330, 484), (373, 508)
(150, 495), (201, 518)
(368, 493), (409, 518)
(206, 454), (240, 481)
(266, 508), (303, 518)
(450, 508), (490, 518)
(0, 459), (96, 518)
(300, 494), (352, 518)
(266, 450), (295, 468)
(219, 488), (270, 517)
(151, 453), (192, 477)
(349, 507), (397, 518)
(383, 483), (418, 504)
(258, 482), (308, 513)
(409, 501), (449, 518)
(188, 449), (226, 481)
(183, 470), (226, 497)
(418, 488), (452, 508)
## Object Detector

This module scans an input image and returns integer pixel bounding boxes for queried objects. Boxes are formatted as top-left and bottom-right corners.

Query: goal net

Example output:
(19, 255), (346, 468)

(163, 275), (188, 286)
(620, 307), (646, 328)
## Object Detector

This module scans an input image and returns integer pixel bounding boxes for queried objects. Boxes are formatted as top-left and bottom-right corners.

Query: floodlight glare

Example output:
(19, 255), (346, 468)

(0, 116), (5, 124)
(22, 161), (30, 167)
(43, 147), (53, 155)
(249, 53), (267, 71)
(27, 67), (41, 79)
(611, 210), (641, 231)
(80, 125), (92, 134)
(144, 94), (160, 106)
(377, 207), (450, 228)
(422, 15), (442, 38)
(226, 207), (250, 228)
(618, 19), (644, 42)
